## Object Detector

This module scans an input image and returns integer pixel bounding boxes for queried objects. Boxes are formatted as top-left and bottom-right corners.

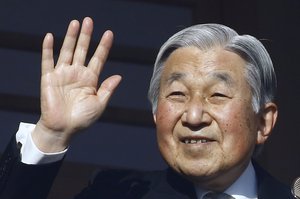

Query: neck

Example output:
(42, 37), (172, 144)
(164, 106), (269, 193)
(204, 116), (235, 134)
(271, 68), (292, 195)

(191, 160), (251, 192)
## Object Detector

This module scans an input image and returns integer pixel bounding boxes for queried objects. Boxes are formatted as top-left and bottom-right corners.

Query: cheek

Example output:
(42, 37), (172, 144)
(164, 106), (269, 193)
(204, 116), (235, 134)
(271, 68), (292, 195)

(216, 103), (257, 149)
(155, 101), (183, 152)
(155, 101), (182, 133)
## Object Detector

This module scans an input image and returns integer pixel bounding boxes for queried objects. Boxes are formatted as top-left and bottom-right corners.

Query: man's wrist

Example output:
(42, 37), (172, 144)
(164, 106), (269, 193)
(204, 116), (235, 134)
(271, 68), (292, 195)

(16, 122), (67, 164)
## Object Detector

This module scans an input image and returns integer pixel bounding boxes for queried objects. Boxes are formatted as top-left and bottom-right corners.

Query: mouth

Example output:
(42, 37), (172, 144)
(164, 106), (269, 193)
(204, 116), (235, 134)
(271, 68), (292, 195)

(180, 137), (215, 144)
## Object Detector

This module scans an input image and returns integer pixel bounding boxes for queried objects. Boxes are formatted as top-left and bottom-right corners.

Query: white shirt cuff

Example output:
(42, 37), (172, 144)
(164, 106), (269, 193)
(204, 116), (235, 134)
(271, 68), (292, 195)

(16, 122), (67, 164)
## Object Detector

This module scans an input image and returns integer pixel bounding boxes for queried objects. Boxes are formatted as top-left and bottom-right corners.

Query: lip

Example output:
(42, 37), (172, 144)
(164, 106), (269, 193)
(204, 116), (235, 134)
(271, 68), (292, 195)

(179, 135), (216, 145)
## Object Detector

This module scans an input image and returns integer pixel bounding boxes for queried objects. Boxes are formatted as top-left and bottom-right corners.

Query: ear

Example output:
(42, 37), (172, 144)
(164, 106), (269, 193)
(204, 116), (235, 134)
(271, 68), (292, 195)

(256, 102), (278, 144)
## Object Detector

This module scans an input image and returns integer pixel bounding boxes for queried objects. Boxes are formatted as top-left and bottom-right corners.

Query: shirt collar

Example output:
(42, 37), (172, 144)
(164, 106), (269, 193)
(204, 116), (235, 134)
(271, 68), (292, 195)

(194, 161), (257, 199)
(225, 161), (257, 199)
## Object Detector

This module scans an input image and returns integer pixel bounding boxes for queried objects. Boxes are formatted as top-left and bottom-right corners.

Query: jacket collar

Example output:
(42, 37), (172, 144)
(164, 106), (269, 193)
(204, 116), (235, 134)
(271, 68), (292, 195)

(253, 161), (292, 199)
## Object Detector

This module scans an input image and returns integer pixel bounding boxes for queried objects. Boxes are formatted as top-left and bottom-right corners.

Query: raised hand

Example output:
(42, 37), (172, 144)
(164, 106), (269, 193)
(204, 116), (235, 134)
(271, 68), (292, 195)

(32, 17), (121, 152)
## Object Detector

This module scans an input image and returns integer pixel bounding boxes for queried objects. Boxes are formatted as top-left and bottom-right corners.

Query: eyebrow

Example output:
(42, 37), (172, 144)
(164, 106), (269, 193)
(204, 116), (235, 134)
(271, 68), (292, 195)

(209, 72), (235, 86)
(164, 71), (235, 87)
(165, 72), (186, 85)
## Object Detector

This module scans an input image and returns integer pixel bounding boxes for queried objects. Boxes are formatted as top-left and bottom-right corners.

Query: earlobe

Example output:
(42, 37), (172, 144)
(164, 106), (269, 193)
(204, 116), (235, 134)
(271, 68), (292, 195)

(256, 102), (278, 144)
(153, 114), (157, 124)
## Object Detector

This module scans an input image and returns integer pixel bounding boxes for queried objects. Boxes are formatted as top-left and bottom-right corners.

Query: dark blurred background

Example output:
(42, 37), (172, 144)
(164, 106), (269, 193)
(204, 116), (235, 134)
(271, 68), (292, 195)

(0, 0), (299, 198)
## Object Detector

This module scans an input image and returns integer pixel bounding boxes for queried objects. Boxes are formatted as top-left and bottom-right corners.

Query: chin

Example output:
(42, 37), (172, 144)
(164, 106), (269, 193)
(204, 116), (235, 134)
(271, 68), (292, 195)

(173, 160), (217, 179)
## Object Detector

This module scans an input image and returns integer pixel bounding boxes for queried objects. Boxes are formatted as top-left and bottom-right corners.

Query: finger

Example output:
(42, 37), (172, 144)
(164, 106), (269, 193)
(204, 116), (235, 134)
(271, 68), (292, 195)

(41, 33), (54, 75)
(88, 30), (114, 76)
(97, 75), (122, 105)
(72, 17), (93, 66)
(56, 20), (80, 66)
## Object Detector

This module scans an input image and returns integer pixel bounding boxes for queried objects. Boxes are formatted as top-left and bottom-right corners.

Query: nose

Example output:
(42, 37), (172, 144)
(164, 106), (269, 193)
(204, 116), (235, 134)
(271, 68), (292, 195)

(181, 98), (211, 127)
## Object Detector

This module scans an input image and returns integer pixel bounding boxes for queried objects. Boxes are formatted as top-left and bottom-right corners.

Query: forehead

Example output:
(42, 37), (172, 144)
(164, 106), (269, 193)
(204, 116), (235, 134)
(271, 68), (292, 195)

(161, 46), (247, 83)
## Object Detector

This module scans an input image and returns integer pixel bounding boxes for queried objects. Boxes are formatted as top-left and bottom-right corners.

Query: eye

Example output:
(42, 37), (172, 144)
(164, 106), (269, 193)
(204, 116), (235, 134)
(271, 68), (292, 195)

(211, 92), (227, 98)
(167, 91), (186, 102)
(208, 92), (230, 104)
(207, 92), (231, 105)
(170, 91), (185, 96)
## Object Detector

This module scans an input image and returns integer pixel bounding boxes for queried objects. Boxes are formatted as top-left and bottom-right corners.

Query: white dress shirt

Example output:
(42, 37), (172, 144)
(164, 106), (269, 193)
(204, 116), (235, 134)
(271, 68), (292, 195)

(194, 162), (257, 199)
(16, 122), (67, 164)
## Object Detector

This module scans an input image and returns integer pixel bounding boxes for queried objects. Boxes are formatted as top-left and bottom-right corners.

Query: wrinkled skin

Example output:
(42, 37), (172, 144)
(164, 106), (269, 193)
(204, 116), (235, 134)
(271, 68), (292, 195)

(153, 46), (277, 191)
(32, 17), (121, 152)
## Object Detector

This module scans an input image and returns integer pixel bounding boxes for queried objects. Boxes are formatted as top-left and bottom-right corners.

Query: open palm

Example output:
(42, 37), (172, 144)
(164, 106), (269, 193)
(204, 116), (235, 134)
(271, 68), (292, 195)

(34, 17), (121, 151)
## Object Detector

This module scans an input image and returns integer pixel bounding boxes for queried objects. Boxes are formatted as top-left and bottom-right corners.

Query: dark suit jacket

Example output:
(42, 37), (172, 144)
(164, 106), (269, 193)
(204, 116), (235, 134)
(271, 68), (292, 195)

(0, 136), (294, 199)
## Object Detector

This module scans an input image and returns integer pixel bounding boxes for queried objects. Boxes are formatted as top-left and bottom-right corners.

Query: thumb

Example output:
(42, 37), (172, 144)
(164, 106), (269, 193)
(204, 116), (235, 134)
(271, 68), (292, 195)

(97, 75), (122, 105)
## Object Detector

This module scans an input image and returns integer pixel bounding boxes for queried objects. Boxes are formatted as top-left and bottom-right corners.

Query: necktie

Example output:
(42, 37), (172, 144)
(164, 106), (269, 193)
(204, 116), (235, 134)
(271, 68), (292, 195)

(202, 192), (235, 199)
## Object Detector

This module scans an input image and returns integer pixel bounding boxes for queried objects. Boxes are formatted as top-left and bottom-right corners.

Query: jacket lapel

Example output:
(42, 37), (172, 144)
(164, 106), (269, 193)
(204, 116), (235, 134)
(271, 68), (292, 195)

(253, 161), (293, 199)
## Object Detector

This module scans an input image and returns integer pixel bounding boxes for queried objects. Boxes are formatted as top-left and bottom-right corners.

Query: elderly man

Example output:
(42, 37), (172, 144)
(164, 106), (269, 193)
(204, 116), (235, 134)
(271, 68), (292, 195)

(0, 17), (293, 198)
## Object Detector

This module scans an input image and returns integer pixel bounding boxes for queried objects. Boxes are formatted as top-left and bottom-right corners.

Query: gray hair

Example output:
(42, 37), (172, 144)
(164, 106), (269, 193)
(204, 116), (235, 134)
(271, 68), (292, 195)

(148, 24), (276, 114)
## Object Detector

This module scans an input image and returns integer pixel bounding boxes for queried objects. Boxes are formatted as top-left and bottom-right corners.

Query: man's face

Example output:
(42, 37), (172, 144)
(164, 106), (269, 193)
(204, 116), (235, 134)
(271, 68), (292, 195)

(154, 46), (265, 190)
